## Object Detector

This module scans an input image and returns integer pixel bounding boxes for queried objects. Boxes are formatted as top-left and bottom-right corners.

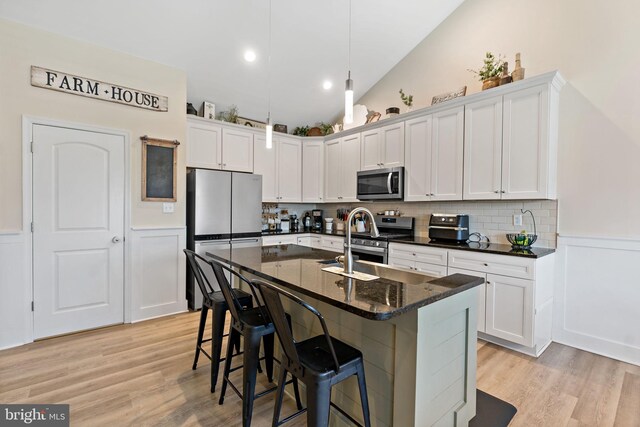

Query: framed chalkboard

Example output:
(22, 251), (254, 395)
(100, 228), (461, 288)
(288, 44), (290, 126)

(141, 136), (179, 201)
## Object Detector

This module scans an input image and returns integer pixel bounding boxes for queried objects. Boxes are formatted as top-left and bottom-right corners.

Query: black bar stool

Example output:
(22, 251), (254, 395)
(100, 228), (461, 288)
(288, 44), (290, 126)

(209, 259), (302, 427)
(254, 280), (371, 427)
(183, 249), (253, 393)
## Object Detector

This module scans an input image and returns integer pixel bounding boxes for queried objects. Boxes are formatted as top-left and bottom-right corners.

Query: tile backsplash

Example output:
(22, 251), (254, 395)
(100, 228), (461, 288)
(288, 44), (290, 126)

(318, 200), (558, 248)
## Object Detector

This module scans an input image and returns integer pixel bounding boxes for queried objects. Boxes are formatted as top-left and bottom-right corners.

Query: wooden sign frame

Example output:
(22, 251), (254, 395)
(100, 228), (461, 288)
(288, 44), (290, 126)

(141, 136), (180, 202)
(431, 86), (467, 105)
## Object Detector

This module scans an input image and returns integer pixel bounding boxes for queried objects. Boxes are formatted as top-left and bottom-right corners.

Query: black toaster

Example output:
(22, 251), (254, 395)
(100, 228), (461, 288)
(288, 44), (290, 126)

(428, 214), (470, 242)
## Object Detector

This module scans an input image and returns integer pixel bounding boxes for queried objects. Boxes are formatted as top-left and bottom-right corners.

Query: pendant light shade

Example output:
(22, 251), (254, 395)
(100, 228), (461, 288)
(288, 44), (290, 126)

(344, 71), (354, 124)
(266, 116), (273, 149)
(344, 0), (354, 124)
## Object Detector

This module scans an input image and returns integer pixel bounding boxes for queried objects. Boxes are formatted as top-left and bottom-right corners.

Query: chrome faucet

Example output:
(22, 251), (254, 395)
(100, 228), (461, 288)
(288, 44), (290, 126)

(343, 207), (379, 274)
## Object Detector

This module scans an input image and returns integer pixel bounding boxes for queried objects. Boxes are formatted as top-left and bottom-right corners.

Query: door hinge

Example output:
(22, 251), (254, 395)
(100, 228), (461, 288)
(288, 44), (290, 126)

(31, 301), (34, 311)
(30, 141), (33, 153)
(31, 222), (34, 232)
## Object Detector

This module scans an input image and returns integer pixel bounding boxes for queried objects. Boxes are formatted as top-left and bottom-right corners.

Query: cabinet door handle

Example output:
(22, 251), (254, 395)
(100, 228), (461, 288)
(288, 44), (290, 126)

(501, 190), (506, 193)
(494, 190), (500, 193)
(486, 281), (491, 285)
(483, 263), (489, 267)
(223, 163), (227, 167)
(412, 253), (416, 256)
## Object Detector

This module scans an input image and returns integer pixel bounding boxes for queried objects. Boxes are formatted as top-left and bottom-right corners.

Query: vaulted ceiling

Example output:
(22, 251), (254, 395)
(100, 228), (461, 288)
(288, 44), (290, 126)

(0, 0), (465, 128)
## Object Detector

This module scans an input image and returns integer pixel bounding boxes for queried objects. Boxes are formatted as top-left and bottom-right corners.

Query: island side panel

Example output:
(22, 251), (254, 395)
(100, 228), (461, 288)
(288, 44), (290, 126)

(270, 280), (396, 426)
(393, 287), (478, 426)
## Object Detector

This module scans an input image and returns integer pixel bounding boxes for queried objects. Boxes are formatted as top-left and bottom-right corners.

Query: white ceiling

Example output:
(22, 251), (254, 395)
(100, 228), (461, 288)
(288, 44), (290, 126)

(0, 0), (464, 128)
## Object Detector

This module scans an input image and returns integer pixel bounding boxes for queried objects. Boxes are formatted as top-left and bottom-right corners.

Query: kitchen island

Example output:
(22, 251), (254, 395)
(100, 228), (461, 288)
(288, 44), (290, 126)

(206, 244), (484, 427)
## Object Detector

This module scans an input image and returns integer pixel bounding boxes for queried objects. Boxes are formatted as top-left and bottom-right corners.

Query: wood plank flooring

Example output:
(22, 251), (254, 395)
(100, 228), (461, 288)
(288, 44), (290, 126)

(1, 312), (638, 426)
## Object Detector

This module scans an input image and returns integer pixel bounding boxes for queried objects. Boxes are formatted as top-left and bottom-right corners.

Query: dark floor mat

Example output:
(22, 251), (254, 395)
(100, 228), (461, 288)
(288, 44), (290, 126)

(469, 389), (517, 427)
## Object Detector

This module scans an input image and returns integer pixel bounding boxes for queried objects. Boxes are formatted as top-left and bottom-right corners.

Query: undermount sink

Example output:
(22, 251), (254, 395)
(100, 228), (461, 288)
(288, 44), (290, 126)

(317, 259), (433, 286)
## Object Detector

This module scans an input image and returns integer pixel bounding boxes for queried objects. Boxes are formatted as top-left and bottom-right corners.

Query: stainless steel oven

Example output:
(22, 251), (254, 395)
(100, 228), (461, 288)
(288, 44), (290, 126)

(350, 240), (388, 264)
(356, 167), (404, 200)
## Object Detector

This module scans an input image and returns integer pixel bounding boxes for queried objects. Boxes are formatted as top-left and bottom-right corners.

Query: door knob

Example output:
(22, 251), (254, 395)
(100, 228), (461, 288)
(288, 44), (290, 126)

(112, 236), (122, 243)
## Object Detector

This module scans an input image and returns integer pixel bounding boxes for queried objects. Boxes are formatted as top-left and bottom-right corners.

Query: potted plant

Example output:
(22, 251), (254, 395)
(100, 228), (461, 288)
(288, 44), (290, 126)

(399, 89), (413, 111)
(216, 105), (239, 123)
(468, 52), (505, 90)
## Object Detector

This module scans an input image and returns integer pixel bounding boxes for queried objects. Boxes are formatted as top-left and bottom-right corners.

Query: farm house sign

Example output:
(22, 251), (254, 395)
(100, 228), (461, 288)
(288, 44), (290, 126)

(31, 66), (168, 112)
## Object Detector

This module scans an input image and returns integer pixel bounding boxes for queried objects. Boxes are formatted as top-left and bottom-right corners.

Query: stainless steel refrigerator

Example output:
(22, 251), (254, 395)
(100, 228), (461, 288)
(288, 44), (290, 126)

(186, 168), (263, 310)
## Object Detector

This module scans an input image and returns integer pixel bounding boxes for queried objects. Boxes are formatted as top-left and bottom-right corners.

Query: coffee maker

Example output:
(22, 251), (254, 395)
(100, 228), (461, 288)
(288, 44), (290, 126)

(312, 209), (323, 230)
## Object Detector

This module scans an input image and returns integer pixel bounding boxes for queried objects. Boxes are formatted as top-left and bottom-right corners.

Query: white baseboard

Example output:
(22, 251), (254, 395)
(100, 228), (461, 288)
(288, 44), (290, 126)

(554, 235), (640, 366)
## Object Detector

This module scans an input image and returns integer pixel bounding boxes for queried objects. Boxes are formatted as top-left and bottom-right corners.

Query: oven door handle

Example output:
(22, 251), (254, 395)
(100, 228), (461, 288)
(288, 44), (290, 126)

(351, 244), (387, 253)
(387, 173), (393, 194)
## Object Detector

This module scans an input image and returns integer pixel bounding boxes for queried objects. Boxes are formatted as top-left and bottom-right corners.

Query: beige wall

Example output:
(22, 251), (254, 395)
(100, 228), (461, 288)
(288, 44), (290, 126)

(357, 0), (640, 238)
(0, 19), (187, 231)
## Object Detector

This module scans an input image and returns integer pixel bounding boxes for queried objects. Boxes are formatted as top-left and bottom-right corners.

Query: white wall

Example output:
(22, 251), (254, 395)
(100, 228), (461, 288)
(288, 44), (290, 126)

(0, 19), (189, 348)
(357, 0), (640, 363)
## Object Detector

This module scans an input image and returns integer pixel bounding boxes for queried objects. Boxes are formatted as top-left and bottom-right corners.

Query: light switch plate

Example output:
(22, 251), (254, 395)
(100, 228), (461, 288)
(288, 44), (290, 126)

(163, 203), (175, 213)
(513, 214), (522, 226)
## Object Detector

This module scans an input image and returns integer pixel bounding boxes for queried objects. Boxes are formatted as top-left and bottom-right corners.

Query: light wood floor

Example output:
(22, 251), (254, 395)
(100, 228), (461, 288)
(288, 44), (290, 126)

(1, 312), (638, 426)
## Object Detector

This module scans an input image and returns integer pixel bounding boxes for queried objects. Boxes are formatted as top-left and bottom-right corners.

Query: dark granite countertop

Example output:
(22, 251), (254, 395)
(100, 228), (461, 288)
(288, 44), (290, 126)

(262, 229), (347, 237)
(392, 237), (555, 258)
(262, 229), (555, 258)
(205, 244), (483, 321)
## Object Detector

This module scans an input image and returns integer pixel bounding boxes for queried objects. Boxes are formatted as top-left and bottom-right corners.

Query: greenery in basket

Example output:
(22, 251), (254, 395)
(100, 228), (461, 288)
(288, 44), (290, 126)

(292, 125), (310, 136)
(318, 122), (334, 136)
(399, 89), (413, 107)
(468, 52), (505, 81)
(216, 105), (239, 123)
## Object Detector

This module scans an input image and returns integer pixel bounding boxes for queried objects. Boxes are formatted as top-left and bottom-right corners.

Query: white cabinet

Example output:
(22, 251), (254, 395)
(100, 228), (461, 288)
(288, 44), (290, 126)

(485, 273), (533, 346)
(360, 122), (405, 170)
(297, 236), (311, 247)
(390, 243), (554, 356)
(324, 134), (360, 202)
(404, 106), (464, 201)
(464, 79), (561, 200)
(321, 235), (344, 253)
(221, 128), (254, 172)
(186, 119), (254, 172)
(388, 243), (448, 277)
(302, 138), (324, 203)
(254, 135), (302, 202)
(262, 234), (298, 246)
(186, 121), (222, 169)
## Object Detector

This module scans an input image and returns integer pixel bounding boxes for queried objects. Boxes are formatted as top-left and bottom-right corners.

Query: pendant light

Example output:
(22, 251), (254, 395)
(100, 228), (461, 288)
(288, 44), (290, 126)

(344, 0), (354, 124)
(265, 0), (273, 149)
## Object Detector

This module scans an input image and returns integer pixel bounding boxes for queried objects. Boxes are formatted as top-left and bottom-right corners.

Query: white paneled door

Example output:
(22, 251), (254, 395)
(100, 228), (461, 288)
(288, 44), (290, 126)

(32, 124), (125, 339)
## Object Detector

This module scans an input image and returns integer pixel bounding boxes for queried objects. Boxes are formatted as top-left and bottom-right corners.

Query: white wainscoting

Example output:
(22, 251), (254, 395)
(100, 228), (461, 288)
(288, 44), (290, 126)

(130, 227), (187, 322)
(0, 232), (31, 350)
(554, 235), (640, 366)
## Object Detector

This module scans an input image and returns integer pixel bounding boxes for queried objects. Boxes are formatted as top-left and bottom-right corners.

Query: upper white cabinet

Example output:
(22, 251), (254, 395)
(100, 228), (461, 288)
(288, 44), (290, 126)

(360, 122), (405, 171)
(221, 128), (254, 173)
(186, 121), (222, 170)
(404, 105), (464, 201)
(254, 135), (302, 202)
(324, 134), (361, 202)
(186, 118), (253, 173)
(464, 77), (562, 200)
(302, 138), (324, 203)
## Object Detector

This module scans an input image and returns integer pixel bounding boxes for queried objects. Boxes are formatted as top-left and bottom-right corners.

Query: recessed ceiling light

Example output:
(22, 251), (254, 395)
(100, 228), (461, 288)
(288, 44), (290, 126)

(323, 80), (333, 90)
(244, 50), (256, 62)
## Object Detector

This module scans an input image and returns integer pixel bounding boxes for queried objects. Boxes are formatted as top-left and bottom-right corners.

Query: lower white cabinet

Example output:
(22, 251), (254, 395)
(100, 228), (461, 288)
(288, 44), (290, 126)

(262, 235), (298, 247)
(390, 243), (554, 356)
(388, 243), (448, 277)
(296, 236), (311, 247)
(321, 235), (344, 253)
(485, 273), (533, 346)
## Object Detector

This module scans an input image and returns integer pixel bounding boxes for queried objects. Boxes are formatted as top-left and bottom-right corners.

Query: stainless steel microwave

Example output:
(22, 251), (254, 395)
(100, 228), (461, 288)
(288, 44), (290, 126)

(357, 167), (404, 200)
